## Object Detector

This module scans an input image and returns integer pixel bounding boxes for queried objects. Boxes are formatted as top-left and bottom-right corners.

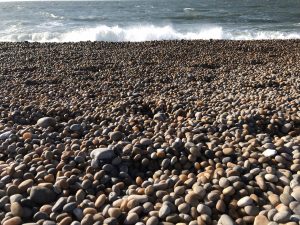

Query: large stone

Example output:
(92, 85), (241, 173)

(124, 212), (139, 224)
(29, 186), (56, 204)
(262, 149), (277, 157)
(253, 215), (269, 225)
(3, 217), (22, 225)
(273, 211), (291, 223)
(292, 187), (300, 202)
(197, 204), (212, 216)
(159, 204), (171, 219)
(218, 214), (235, 225)
(0, 131), (12, 140)
(90, 148), (116, 164)
(146, 216), (159, 225)
(109, 131), (123, 141)
(52, 197), (66, 212)
(11, 202), (23, 217)
(140, 138), (153, 146)
(18, 179), (34, 193)
(237, 196), (253, 207)
(36, 117), (56, 128)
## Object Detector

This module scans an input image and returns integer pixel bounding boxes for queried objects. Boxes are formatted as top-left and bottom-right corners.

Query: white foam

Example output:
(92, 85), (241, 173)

(1, 24), (300, 42)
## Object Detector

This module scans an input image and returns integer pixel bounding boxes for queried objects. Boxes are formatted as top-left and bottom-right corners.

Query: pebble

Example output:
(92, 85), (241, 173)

(36, 117), (56, 128)
(262, 149), (277, 157)
(218, 214), (235, 225)
(254, 215), (269, 225)
(237, 196), (253, 207)
(0, 41), (299, 225)
(124, 212), (139, 224)
(29, 186), (56, 204)
(3, 217), (22, 225)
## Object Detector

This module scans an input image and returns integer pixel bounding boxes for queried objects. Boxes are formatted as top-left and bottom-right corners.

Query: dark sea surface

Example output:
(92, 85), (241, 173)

(0, 0), (300, 42)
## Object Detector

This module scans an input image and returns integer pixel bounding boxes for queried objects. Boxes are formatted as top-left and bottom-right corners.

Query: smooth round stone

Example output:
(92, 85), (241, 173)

(237, 196), (253, 207)
(11, 202), (23, 217)
(18, 179), (34, 193)
(159, 204), (171, 219)
(223, 186), (235, 196)
(262, 149), (277, 157)
(33, 212), (49, 221)
(10, 194), (23, 203)
(291, 187), (300, 201)
(185, 192), (199, 206)
(146, 216), (159, 225)
(219, 178), (230, 188)
(178, 203), (190, 214)
(108, 207), (122, 218)
(36, 117), (56, 128)
(265, 174), (278, 182)
(70, 124), (82, 132)
(280, 193), (293, 206)
(174, 186), (185, 195)
(109, 131), (123, 141)
(63, 202), (77, 213)
(30, 186), (56, 204)
(140, 138), (153, 146)
(95, 194), (106, 208)
(124, 212), (139, 224)
(244, 205), (259, 216)
(196, 204), (212, 216)
(253, 215), (269, 225)
(223, 148), (234, 155)
(52, 197), (66, 212)
(3, 217), (22, 225)
(59, 216), (72, 225)
(80, 214), (94, 225)
(218, 214), (235, 225)
(273, 211), (291, 223)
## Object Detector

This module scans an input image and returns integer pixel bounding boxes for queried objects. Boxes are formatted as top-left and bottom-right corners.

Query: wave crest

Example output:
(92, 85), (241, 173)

(1, 25), (300, 42)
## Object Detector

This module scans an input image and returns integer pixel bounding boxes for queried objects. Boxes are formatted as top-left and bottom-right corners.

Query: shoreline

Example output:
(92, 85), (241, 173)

(0, 40), (299, 225)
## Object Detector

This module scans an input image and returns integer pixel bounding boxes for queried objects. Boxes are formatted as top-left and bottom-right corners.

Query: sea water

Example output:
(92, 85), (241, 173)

(0, 0), (300, 42)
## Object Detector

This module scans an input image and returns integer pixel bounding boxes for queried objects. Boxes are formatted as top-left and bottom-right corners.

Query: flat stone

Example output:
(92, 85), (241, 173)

(109, 131), (123, 141)
(63, 202), (77, 213)
(3, 217), (22, 225)
(108, 207), (122, 218)
(244, 205), (259, 216)
(0, 131), (12, 140)
(18, 179), (34, 193)
(146, 216), (159, 225)
(90, 148), (116, 161)
(95, 194), (106, 208)
(273, 211), (291, 223)
(52, 197), (66, 212)
(70, 124), (82, 132)
(223, 148), (234, 155)
(292, 187), (300, 201)
(262, 149), (277, 157)
(73, 208), (84, 221)
(218, 214), (235, 225)
(124, 212), (139, 224)
(159, 204), (171, 219)
(128, 195), (148, 204)
(10, 194), (23, 203)
(140, 138), (153, 146)
(197, 204), (212, 216)
(36, 117), (56, 128)
(11, 202), (23, 217)
(237, 196), (253, 207)
(30, 186), (56, 205)
(265, 174), (278, 182)
(253, 215), (269, 225)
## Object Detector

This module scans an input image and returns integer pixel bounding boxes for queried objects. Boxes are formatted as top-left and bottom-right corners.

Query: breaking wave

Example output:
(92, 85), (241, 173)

(1, 24), (300, 42)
